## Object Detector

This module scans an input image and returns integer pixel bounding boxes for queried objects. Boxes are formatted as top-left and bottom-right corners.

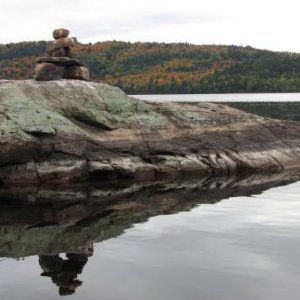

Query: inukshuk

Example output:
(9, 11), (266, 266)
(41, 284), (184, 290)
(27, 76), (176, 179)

(34, 28), (90, 81)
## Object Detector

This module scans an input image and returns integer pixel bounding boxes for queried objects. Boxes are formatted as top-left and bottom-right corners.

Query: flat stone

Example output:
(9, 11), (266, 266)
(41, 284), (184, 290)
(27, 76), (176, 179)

(63, 66), (90, 81)
(53, 28), (70, 39)
(36, 57), (83, 66)
(22, 124), (56, 136)
(34, 62), (63, 81)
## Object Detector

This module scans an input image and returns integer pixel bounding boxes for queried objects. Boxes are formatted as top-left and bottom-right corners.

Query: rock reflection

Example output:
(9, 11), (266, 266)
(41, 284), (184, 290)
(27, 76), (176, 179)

(0, 171), (300, 295)
(39, 250), (92, 296)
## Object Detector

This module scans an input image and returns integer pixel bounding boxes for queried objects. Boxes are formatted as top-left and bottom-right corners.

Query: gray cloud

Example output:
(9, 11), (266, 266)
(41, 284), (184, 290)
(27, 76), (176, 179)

(69, 11), (225, 40)
(0, 0), (299, 52)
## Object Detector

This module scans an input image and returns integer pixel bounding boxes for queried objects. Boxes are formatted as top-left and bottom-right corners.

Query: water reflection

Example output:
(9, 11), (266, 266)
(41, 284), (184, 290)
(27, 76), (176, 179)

(0, 171), (300, 298)
(227, 102), (300, 122)
(134, 94), (300, 122)
(39, 251), (92, 296)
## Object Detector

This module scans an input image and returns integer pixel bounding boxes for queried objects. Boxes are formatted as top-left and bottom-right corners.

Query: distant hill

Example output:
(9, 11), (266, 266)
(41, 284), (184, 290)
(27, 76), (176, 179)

(1, 40), (300, 94)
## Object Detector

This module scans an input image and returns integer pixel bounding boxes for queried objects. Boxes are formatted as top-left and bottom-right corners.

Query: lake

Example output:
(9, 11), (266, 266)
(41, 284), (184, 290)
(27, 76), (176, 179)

(0, 172), (300, 300)
(132, 93), (300, 102)
(132, 93), (300, 122)
(0, 94), (300, 300)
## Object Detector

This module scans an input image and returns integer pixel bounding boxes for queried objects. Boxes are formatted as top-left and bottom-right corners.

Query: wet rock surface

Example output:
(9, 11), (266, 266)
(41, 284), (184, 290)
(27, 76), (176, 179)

(36, 57), (83, 66)
(0, 80), (300, 184)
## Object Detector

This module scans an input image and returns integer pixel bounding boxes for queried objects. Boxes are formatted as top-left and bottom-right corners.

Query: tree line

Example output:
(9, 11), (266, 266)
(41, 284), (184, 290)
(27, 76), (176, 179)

(1, 40), (300, 93)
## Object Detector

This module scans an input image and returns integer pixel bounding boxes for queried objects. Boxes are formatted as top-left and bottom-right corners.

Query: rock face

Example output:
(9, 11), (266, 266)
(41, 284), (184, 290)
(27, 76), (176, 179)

(0, 79), (299, 184)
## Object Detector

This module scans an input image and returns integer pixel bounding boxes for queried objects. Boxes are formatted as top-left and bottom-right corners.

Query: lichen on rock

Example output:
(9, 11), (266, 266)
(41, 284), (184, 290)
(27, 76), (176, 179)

(0, 79), (299, 184)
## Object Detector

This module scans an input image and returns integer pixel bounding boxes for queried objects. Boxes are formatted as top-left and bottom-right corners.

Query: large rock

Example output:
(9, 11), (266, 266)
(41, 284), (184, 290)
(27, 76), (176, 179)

(63, 66), (90, 81)
(0, 80), (299, 184)
(34, 63), (63, 81)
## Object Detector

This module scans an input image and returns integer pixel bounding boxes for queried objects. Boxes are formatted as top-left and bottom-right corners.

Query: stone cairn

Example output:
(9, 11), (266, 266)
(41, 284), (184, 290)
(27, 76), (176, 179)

(34, 28), (90, 81)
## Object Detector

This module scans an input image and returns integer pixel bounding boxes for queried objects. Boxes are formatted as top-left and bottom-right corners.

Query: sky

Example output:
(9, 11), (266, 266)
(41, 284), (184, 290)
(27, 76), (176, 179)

(0, 0), (299, 52)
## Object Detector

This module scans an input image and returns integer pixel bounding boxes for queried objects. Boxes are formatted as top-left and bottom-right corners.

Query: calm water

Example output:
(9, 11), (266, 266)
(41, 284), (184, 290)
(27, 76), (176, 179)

(1, 172), (300, 300)
(1, 94), (300, 299)
(133, 93), (300, 102)
(133, 93), (300, 122)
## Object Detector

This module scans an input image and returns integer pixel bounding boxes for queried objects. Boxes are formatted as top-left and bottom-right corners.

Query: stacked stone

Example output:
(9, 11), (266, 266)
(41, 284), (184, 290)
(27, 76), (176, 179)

(34, 28), (90, 81)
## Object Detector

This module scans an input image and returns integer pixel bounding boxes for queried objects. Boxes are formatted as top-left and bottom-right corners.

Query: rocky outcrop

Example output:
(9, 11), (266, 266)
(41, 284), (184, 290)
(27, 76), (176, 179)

(0, 79), (300, 184)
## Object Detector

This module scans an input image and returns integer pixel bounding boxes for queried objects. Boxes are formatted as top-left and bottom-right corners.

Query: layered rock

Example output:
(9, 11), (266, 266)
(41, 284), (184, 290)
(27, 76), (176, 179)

(36, 57), (83, 66)
(0, 79), (299, 184)
(34, 28), (89, 81)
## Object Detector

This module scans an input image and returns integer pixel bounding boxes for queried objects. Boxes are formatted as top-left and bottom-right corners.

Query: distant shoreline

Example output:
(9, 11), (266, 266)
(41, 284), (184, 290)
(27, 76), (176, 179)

(132, 93), (300, 103)
(2, 41), (300, 94)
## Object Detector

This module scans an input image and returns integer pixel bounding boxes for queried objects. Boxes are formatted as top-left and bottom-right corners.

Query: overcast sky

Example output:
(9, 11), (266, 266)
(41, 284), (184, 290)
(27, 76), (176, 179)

(0, 0), (299, 52)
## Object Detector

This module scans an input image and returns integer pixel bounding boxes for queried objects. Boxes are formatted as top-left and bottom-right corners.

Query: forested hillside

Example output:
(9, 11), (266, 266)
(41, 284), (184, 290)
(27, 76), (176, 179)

(1, 40), (300, 94)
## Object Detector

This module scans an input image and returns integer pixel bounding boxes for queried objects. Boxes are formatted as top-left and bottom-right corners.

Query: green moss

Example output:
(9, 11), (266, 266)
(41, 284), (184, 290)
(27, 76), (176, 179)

(0, 80), (174, 138)
(0, 85), (83, 136)
(127, 112), (168, 128)
(0, 117), (29, 137)
(180, 111), (208, 123)
(72, 108), (121, 130)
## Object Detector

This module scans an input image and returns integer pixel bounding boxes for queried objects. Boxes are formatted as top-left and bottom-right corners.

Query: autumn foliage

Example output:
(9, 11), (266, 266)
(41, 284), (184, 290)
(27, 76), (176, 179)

(1, 40), (300, 93)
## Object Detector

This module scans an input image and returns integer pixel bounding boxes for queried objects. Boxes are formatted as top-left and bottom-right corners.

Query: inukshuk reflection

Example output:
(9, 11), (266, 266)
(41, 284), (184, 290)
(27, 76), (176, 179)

(34, 28), (90, 81)
(39, 250), (92, 296)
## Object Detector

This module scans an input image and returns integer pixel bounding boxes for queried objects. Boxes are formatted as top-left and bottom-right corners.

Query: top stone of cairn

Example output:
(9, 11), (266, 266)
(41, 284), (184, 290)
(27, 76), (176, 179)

(53, 28), (70, 40)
